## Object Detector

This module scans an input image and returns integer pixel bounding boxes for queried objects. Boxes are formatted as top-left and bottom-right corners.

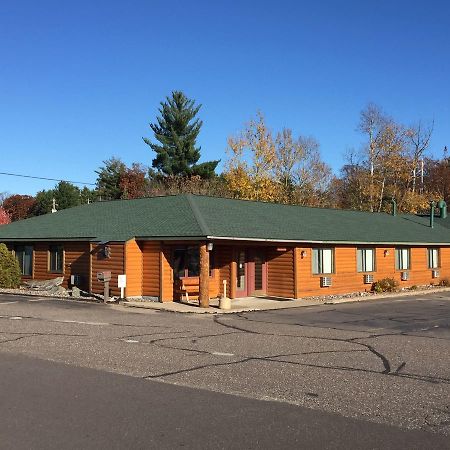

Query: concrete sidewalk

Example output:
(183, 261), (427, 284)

(119, 286), (450, 314)
(120, 297), (314, 314)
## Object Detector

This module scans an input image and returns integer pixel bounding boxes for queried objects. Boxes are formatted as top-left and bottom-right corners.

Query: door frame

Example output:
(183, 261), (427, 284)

(234, 247), (267, 298)
(247, 248), (267, 296)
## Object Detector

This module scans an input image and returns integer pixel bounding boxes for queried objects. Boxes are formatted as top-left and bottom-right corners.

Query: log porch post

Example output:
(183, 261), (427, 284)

(199, 242), (210, 308)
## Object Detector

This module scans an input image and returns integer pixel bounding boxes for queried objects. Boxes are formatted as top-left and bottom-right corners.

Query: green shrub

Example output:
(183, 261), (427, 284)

(410, 285), (418, 290)
(372, 278), (399, 293)
(439, 277), (450, 287)
(0, 243), (21, 288)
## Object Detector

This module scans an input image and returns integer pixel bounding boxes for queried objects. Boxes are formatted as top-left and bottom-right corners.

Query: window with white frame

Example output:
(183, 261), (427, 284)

(357, 248), (375, 272)
(15, 245), (33, 276)
(428, 248), (440, 269)
(395, 248), (411, 270)
(312, 248), (334, 274)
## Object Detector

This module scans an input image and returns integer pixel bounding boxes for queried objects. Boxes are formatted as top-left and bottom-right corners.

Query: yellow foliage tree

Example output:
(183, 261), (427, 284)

(224, 113), (331, 205)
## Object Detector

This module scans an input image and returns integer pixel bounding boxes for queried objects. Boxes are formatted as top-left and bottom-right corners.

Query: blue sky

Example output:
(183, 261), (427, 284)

(1, 0), (449, 195)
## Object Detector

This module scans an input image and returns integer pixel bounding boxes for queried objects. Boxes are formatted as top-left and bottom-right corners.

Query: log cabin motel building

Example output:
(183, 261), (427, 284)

(1, 194), (450, 306)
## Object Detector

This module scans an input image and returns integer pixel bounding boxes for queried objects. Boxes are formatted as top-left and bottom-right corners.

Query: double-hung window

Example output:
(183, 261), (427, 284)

(357, 248), (375, 272)
(395, 248), (411, 270)
(15, 245), (33, 276)
(312, 248), (334, 275)
(428, 248), (440, 269)
(49, 245), (64, 273)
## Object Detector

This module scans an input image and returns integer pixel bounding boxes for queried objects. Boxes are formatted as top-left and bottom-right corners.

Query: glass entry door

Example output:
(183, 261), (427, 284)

(248, 249), (266, 296)
(235, 250), (247, 297)
(235, 248), (267, 297)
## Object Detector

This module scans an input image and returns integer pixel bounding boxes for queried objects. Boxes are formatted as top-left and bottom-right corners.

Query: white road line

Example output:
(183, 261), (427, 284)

(10, 316), (23, 320)
(211, 351), (235, 356)
(58, 320), (109, 326)
(0, 301), (18, 305)
(123, 339), (140, 343)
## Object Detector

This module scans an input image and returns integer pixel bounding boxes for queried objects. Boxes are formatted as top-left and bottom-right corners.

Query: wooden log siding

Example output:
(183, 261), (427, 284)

(64, 242), (91, 291)
(160, 246), (173, 302)
(9, 241), (90, 290)
(90, 242), (124, 296)
(216, 245), (232, 297)
(125, 240), (143, 297)
(295, 245), (450, 297)
(266, 247), (295, 298)
(141, 241), (161, 298)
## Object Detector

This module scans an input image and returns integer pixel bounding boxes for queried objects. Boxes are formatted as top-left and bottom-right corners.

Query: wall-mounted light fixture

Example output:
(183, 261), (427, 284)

(207, 242), (214, 252)
(384, 250), (390, 257)
(103, 245), (111, 259)
(301, 250), (307, 258)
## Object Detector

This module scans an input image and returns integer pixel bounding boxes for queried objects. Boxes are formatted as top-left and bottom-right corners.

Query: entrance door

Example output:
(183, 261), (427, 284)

(234, 248), (267, 298)
(235, 249), (247, 297)
(248, 248), (267, 296)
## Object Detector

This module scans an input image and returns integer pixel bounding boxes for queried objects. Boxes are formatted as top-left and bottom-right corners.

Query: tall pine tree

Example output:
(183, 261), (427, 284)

(143, 91), (219, 178)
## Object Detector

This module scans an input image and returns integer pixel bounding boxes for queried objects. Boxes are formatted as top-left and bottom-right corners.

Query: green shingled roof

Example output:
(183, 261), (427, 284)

(0, 194), (449, 244)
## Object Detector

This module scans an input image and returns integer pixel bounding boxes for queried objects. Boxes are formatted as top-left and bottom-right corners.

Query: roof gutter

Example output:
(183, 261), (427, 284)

(0, 237), (98, 242)
(205, 235), (450, 246)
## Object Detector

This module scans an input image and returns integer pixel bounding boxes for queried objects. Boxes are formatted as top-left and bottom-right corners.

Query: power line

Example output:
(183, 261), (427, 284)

(0, 171), (96, 186)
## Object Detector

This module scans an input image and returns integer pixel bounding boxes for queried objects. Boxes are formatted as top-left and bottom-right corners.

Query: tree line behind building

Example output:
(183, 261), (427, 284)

(1, 91), (449, 223)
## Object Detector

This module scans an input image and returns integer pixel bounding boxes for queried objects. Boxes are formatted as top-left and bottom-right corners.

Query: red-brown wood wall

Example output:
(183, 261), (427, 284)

(90, 242), (124, 296)
(5, 240), (450, 302)
(294, 245), (450, 298)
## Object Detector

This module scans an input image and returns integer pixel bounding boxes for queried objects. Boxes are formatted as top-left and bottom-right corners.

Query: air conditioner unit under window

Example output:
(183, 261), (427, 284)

(363, 274), (374, 284)
(432, 270), (440, 278)
(401, 272), (409, 281)
(321, 276), (332, 287)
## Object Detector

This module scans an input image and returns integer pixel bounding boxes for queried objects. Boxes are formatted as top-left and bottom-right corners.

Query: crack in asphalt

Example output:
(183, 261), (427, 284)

(233, 312), (450, 340)
(209, 316), (449, 385)
(1, 307), (448, 387)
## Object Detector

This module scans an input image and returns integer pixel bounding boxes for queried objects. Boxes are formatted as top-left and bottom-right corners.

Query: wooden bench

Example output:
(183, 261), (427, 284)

(175, 277), (200, 302)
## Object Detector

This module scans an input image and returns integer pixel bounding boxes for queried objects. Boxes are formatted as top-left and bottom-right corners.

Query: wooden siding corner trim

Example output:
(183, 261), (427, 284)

(293, 247), (300, 299)
(159, 248), (164, 302)
(89, 242), (93, 293)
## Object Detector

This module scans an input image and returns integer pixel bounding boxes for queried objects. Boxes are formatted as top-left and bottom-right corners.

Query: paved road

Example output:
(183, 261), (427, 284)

(0, 292), (449, 448)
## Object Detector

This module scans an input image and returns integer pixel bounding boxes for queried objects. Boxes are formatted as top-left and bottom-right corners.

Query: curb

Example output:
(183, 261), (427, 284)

(2, 286), (450, 314)
(118, 286), (450, 314)
(0, 291), (103, 304)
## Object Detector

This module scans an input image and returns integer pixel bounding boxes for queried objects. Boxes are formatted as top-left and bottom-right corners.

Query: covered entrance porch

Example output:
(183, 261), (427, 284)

(161, 241), (295, 307)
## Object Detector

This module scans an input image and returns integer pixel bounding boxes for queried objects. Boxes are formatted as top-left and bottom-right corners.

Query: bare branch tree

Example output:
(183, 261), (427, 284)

(407, 120), (434, 193)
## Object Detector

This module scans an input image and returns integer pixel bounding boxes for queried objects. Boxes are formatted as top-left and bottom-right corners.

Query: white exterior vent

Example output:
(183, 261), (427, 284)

(363, 274), (374, 284)
(401, 272), (409, 281)
(70, 274), (82, 286)
(321, 276), (332, 287)
(432, 270), (440, 279)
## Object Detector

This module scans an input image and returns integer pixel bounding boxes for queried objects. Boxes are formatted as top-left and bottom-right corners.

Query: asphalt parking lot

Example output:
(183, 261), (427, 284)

(0, 292), (449, 448)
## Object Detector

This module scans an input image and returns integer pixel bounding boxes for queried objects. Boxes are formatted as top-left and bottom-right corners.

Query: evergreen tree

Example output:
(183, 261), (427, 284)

(32, 181), (81, 215)
(0, 243), (21, 288)
(53, 181), (81, 210)
(95, 157), (126, 200)
(80, 186), (99, 204)
(143, 91), (219, 178)
(33, 189), (55, 215)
